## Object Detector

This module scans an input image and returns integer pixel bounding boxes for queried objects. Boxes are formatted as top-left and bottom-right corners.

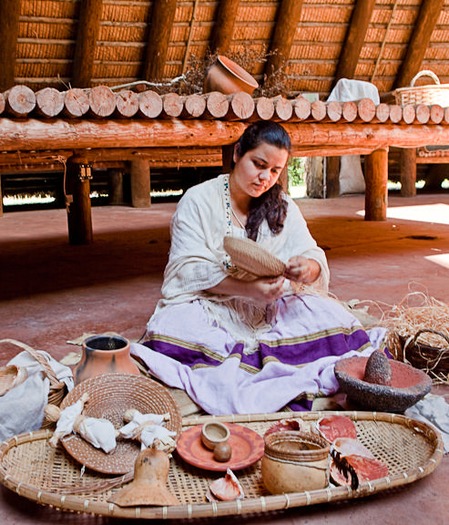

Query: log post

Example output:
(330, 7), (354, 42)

(326, 156), (341, 198)
(364, 148), (389, 221)
(66, 155), (93, 245)
(0, 175), (3, 216)
(108, 168), (125, 205)
(222, 145), (234, 173)
(399, 148), (417, 197)
(130, 159), (151, 208)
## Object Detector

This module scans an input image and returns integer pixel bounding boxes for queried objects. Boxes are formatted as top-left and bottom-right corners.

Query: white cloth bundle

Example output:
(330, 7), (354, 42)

(119, 409), (176, 451)
(49, 393), (117, 453)
(0, 347), (74, 442)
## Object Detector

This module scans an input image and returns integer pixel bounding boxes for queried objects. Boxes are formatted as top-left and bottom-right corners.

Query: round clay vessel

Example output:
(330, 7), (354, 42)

(73, 334), (140, 385)
(334, 355), (432, 413)
(201, 421), (230, 450)
(261, 431), (330, 494)
(203, 55), (259, 95)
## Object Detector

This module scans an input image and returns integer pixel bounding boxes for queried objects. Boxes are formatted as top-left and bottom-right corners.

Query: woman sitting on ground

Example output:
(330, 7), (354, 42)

(132, 120), (386, 414)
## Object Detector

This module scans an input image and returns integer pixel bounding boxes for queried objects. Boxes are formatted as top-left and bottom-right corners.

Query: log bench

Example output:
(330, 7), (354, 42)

(1, 85), (449, 243)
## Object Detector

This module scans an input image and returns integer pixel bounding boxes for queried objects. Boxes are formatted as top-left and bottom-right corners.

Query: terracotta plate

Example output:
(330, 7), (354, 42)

(176, 423), (264, 472)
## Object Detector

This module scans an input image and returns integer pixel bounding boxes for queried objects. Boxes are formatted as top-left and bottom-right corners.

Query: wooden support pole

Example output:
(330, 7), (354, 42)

(66, 156), (93, 245)
(108, 168), (124, 205)
(221, 145), (234, 173)
(364, 148), (389, 221)
(0, 175), (3, 216)
(400, 148), (417, 197)
(326, 157), (341, 198)
(130, 159), (151, 208)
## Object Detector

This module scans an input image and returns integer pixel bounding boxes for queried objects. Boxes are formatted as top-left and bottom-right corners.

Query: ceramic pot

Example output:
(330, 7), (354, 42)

(203, 55), (259, 95)
(261, 431), (330, 494)
(73, 334), (140, 385)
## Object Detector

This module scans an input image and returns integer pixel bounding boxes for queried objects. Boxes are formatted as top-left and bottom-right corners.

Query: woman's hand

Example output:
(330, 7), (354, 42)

(284, 256), (321, 284)
(207, 275), (285, 304)
(245, 276), (286, 303)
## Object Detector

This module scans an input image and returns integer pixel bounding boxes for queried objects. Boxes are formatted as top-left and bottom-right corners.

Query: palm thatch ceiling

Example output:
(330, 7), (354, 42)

(1, 0), (448, 98)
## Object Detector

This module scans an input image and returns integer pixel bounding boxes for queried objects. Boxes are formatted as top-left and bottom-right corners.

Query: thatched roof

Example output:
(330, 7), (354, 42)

(1, 0), (448, 98)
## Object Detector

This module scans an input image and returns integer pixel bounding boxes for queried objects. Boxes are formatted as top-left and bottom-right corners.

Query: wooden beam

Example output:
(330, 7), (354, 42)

(394, 0), (444, 89)
(264, 0), (304, 78)
(72, 0), (103, 88)
(3, 119), (449, 153)
(0, 147), (224, 168)
(143, 0), (178, 81)
(0, 0), (21, 91)
(209, 0), (240, 54)
(334, 0), (376, 84)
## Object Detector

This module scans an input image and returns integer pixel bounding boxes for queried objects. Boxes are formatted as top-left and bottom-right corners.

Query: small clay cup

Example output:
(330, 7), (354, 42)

(201, 422), (230, 450)
(261, 431), (330, 494)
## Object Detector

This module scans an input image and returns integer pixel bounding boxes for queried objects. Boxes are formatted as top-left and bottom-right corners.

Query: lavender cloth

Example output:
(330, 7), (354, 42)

(132, 294), (387, 415)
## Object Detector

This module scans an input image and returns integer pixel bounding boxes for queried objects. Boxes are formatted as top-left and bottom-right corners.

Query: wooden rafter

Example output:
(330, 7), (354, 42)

(333, 0), (376, 84)
(143, 0), (178, 82)
(264, 0), (304, 78)
(0, 0), (21, 91)
(393, 0), (444, 89)
(72, 0), (103, 88)
(209, 0), (240, 54)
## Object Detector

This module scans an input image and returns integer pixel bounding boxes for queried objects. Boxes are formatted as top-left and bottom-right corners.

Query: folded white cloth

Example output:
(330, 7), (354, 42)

(0, 348), (74, 442)
(405, 393), (449, 453)
(327, 78), (380, 104)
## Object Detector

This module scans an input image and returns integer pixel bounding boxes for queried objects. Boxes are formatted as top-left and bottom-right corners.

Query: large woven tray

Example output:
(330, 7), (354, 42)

(0, 411), (443, 520)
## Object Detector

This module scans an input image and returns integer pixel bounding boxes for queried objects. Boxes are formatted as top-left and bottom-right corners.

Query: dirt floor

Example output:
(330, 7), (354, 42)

(0, 192), (449, 524)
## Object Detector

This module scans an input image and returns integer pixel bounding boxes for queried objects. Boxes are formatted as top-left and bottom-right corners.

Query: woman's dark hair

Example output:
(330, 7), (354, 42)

(233, 121), (291, 241)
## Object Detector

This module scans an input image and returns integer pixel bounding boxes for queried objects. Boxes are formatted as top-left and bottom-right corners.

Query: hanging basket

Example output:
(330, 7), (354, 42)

(394, 70), (449, 107)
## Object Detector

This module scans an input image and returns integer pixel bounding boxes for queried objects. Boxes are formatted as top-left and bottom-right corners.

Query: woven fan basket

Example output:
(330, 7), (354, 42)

(0, 339), (67, 425)
(223, 236), (286, 277)
(394, 70), (449, 107)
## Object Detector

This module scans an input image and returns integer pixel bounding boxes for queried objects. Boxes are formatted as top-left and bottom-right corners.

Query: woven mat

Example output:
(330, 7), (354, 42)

(0, 411), (443, 520)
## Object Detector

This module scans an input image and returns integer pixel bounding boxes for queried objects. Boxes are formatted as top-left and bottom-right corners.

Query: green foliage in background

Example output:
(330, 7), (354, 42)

(288, 157), (306, 187)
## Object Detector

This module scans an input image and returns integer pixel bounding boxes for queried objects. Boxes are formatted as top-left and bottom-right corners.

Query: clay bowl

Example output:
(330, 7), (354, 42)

(201, 421), (230, 450)
(334, 356), (432, 413)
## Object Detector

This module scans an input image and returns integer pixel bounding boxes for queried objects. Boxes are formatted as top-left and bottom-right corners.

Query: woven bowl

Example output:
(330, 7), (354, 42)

(59, 373), (182, 475)
(223, 236), (286, 278)
(335, 356), (432, 413)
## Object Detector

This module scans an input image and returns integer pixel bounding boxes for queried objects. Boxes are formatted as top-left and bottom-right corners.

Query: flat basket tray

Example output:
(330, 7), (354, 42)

(0, 411), (443, 520)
